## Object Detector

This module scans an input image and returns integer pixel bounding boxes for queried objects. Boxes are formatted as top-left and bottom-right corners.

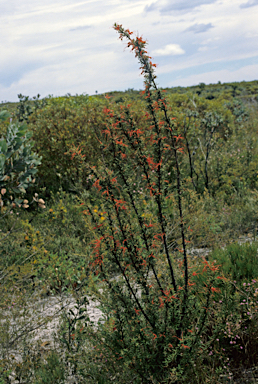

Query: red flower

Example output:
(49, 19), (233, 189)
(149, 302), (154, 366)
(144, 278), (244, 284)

(211, 287), (221, 293)
(159, 297), (164, 308)
(93, 179), (102, 191)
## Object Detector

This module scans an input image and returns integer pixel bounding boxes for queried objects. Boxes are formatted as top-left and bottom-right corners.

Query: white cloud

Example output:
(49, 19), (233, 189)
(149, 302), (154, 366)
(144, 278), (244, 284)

(198, 46), (209, 52)
(152, 44), (185, 56)
(184, 23), (214, 34)
(145, 0), (218, 13)
(168, 64), (258, 87)
(240, 0), (258, 8)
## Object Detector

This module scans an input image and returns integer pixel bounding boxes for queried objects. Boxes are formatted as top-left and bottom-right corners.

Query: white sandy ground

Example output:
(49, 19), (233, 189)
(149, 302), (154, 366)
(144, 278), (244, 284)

(0, 292), (103, 383)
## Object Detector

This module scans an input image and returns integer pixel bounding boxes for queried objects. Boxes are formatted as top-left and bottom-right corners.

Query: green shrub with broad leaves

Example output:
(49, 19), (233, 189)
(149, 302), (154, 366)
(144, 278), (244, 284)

(0, 110), (41, 207)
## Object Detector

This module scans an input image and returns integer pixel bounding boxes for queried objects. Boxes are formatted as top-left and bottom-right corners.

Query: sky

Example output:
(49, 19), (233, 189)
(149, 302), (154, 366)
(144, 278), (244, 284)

(1, 0), (258, 102)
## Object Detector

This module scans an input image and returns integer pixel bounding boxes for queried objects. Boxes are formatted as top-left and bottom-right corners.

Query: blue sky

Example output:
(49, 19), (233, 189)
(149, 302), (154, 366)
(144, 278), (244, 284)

(0, 0), (258, 102)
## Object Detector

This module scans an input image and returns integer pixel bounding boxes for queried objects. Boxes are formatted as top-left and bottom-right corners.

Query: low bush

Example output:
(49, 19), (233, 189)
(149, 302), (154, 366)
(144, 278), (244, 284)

(28, 95), (107, 195)
(209, 241), (258, 282)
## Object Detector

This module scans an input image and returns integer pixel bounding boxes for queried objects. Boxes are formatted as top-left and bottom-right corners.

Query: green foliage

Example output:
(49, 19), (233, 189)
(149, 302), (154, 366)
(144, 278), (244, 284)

(0, 190), (91, 301)
(33, 189), (91, 260)
(16, 93), (47, 123)
(28, 95), (106, 194)
(0, 111), (10, 123)
(35, 251), (88, 295)
(0, 111), (41, 206)
(209, 241), (258, 282)
(34, 352), (65, 384)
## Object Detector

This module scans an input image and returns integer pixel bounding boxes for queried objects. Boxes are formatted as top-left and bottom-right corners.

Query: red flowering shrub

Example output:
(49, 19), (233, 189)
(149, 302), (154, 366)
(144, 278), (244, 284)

(78, 24), (228, 383)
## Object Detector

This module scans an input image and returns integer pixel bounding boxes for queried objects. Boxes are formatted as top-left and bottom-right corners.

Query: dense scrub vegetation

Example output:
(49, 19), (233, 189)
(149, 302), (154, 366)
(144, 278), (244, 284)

(0, 26), (258, 383)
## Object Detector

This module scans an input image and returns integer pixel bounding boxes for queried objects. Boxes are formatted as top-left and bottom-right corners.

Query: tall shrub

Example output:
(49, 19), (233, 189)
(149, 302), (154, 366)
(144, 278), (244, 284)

(79, 25), (225, 383)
